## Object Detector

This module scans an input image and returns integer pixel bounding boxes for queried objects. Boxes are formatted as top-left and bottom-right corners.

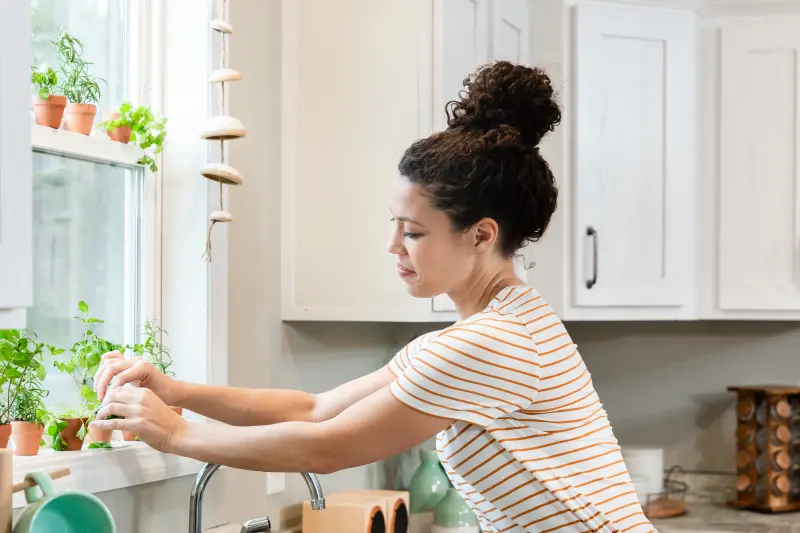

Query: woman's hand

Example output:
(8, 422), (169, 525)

(91, 386), (188, 453)
(94, 351), (183, 406)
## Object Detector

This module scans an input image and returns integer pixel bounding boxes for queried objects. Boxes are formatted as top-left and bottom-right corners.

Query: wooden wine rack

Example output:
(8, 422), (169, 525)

(728, 385), (800, 513)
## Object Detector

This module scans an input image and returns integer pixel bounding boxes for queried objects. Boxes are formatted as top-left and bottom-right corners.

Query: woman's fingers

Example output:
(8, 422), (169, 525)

(95, 401), (137, 421)
(95, 359), (136, 402)
(94, 350), (123, 384)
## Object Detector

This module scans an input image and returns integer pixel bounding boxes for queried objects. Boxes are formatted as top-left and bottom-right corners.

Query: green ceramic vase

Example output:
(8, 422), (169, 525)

(432, 488), (480, 532)
(409, 449), (450, 513)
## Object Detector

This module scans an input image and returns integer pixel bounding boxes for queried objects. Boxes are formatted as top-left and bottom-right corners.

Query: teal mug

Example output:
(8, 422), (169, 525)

(14, 471), (116, 533)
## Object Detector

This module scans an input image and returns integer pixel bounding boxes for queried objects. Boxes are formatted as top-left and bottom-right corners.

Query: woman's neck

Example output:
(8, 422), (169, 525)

(448, 263), (523, 319)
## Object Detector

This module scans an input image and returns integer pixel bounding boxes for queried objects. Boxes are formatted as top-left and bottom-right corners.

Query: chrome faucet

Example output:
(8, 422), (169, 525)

(189, 463), (326, 533)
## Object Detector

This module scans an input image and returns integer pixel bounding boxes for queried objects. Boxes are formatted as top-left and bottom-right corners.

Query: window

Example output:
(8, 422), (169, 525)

(1, 0), (218, 505)
(29, 152), (143, 413)
(27, 0), (144, 416)
(30, 0), (129, 119)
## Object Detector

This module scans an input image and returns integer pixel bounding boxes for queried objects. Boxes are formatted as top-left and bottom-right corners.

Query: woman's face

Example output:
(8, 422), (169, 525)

(387, 174), (493, 298)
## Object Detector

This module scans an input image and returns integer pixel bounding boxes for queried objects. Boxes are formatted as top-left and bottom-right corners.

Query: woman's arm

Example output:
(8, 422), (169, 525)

(95, 351), (395, 427)
(175, 365), (395, 426)
(92, 383), (452, 474)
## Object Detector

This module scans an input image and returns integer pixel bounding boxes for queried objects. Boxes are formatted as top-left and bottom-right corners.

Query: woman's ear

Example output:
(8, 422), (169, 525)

(472, 218), (499, 252)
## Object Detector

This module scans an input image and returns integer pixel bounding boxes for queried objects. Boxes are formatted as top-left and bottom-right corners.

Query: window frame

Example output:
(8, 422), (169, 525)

(10, 0), (230, 503)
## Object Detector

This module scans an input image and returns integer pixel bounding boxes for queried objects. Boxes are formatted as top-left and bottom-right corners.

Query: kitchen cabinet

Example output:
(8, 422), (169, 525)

(0, 2), (32, 329)
(281, 0), (800, 323)
(281, 0), (531, 321)
(700, 13), (800, 319)
(520, 1), (698, 321)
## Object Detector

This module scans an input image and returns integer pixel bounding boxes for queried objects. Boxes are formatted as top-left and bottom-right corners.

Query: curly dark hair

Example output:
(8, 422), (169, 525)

(398, 61), (561, 256)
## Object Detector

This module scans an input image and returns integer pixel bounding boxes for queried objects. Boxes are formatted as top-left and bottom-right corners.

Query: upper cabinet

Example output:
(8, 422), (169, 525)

(282, 0), (531, 322)
(700, 14), (800, 319)
(0, 2), (32, 329)
(572, 3), (696, 312)
(281, 0), (800, 322)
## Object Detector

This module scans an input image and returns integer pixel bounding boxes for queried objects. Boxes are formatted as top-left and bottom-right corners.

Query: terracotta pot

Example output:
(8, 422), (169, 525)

(0, 425), (10, 448)
(106, 112), (132, 143)
(31, 94), (67, 128)
(122, 430), (137, 442)
(87, 425), (113, 444)
(171, 406), (183, 416)
(11, 422), (43, 456)
(63, 103), (97, 135)
(59, 417), (88, 451)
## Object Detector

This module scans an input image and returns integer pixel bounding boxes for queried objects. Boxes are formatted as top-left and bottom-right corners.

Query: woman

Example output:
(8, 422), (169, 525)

(92, 61), (653, 533)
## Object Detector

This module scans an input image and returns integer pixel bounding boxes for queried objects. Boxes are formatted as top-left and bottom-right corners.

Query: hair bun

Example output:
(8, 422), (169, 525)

(446, 61), (561, 147)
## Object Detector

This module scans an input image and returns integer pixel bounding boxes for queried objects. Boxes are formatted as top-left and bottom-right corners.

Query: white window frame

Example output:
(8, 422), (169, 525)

(12, 0), (229, 506)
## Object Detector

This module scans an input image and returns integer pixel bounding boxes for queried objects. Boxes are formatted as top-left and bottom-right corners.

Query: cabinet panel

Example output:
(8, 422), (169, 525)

(717, 17), (800, 311)
(490, 0), (529, 64)
(573, 3), (695, 309)
(281, 0), (432, 321)
(0, 1), (32, 326)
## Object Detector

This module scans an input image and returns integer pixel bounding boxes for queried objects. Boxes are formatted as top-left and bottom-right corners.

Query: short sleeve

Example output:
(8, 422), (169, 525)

(390, 321), (540, 427)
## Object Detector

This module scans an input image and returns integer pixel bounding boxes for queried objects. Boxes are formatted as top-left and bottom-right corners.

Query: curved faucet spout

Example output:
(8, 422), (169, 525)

(189, 463), (222, 533)
(189, 465), (325, 533)
(302, 472), (325, 510)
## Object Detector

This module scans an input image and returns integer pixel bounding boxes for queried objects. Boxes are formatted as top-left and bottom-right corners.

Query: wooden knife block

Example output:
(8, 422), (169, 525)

(333, 490), (409, 533)
(302, 493), (387, 533)
(728, 385), (800, 512)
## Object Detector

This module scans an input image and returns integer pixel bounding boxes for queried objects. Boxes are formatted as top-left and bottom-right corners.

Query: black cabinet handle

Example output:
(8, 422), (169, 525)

(586, 226), (598, 289)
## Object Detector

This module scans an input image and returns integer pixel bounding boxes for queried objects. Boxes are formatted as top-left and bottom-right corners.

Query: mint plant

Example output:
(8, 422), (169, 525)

(30, 65), (60, 101)
(52, 301), (123, 417)
(99, 101), (167, 172)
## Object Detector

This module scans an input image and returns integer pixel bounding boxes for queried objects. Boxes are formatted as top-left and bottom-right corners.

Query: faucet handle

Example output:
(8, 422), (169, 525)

(240, 517), (271, 533)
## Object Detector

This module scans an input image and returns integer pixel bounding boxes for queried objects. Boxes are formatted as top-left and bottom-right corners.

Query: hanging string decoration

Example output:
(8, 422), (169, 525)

(201, 0), (245, 262)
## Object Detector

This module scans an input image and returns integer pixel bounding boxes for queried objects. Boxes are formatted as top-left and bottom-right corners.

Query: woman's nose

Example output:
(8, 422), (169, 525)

(386, 230), (405, 256)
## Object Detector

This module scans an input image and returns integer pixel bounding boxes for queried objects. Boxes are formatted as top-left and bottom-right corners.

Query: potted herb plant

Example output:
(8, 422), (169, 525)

(0, 329), (58, 454)
(130, 319), (179, 414)
(30, 64), (66, 128)
(52, 29), (104, 135)
(99, 101), (168, 172)
(52, 301), (122, 446)
(44, 411), (88, 452)
(10, 379), (48, 456)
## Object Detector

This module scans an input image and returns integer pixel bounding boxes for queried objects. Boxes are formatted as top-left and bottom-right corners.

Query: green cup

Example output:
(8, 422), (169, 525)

(14, 471), (116, 533)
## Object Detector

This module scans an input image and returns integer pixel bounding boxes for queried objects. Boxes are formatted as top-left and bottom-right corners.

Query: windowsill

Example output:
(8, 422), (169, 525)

(31, 124), (144, 168)
(11, 441), (204, 508)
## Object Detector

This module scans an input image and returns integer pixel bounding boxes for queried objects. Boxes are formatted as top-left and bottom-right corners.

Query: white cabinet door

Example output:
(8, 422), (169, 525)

(572, 3), (695, 309)
(490, 0), (529, 64)
(717, 16), (800, 312)
(0, 1), (32, 329)
(282, 0), (450, 322)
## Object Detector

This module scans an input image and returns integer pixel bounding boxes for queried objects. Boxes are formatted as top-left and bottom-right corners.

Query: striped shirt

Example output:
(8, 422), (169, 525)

(389, 285), (654, 533)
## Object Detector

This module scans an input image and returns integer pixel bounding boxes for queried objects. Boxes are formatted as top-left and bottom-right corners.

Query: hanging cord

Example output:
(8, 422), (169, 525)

(203, 1), (229, 263)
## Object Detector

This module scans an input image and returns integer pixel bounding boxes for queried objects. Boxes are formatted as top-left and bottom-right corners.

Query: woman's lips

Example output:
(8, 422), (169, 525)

(397, 263), (415, 277)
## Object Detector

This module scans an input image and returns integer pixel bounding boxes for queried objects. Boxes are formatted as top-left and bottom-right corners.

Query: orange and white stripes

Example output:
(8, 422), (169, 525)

(389, 286), (655, 533)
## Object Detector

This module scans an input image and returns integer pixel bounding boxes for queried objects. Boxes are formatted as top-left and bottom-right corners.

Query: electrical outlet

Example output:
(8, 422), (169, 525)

(266, 472), (286, 495)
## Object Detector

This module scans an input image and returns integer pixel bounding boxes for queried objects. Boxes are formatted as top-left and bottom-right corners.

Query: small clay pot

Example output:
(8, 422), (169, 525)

(59, 417), (89, 451)
(0, 424), (10, 448)
(171, 406), (183, 416)
(31, 94), (67, 128)
(63, 103), (97, 135)
(106, 112), (132, 143)
(122, 430), (137, 442)
(11, 422), (44, 456)
(87, 425), (113, 444)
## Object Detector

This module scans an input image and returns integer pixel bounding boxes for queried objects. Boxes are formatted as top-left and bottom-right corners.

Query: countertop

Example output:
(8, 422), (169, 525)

(652, 503), (800, 533)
